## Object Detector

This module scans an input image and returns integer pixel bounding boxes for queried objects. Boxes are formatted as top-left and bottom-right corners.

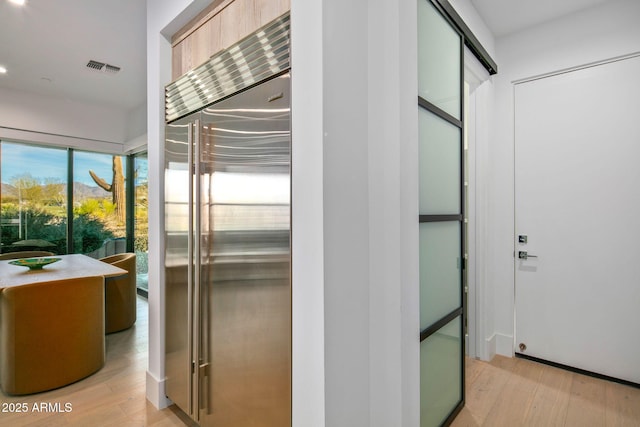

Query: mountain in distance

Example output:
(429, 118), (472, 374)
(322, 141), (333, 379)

(1, 183), (13, 195)
(73, 182), (110, 201)
(0, 182), (108, 201)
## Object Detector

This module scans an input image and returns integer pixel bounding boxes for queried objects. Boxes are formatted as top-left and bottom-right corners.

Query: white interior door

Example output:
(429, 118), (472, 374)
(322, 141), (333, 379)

(514, 54), (640, 384)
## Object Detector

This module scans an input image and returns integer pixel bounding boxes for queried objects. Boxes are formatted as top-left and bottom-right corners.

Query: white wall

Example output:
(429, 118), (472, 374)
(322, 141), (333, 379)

(0, 87), (147, 155)
(488, 0), (640, 356)
(449, 0), (496, 59)
(302, 0), (420, 423)
(289, 0), (326, 424)
(145, 0), (199, 409)
(0, 86), (130, 152)
(123, 103), (148, 153)
(322, 0), (370, 424)
(448, 0), (496, 361)
(367, 1), (420, 424)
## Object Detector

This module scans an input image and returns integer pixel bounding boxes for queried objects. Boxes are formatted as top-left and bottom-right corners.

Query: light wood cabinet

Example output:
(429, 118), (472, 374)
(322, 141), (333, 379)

(171, 0), (290, 81)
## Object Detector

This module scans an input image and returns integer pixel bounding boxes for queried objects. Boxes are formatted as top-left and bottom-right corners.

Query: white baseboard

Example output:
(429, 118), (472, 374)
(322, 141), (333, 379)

(146, 370), (171, 409)
(482, 333), (514, 361)
(482, 334), (496, 361)
(495, 333), (514, 357)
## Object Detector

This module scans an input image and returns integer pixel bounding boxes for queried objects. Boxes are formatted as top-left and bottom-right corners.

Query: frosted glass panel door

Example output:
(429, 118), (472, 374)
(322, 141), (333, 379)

(418, 0), (464, 425)
(418, 0), (461, 119)
(419, 222), (461, 329)
(419, 109), (461, 214)
(420, 317), (462, 427)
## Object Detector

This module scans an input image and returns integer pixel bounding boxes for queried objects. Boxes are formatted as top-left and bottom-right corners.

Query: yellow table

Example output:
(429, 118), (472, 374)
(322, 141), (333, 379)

(0, 253), (126, 290)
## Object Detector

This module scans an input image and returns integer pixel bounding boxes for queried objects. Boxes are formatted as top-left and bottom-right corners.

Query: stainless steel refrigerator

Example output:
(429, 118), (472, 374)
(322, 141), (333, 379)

(164, 73), (291, 427)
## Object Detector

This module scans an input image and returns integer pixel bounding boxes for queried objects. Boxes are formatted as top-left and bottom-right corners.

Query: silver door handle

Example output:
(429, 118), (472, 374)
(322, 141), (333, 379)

(518, 251), (538, 260)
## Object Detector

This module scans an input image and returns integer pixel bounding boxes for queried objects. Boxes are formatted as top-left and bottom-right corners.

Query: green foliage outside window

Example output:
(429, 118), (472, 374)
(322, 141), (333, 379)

(0, 205), (114, 255)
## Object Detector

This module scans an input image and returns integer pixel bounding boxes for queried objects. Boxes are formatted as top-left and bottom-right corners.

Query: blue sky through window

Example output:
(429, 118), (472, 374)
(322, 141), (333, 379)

(1, 141), (116, 187)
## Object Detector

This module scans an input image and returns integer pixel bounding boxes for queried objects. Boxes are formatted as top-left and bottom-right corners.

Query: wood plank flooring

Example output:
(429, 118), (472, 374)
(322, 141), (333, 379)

(452, 356), (640, 427)
(3, 297), (638, 426)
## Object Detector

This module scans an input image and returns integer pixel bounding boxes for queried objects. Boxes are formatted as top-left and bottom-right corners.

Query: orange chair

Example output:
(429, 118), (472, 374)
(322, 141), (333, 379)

(100, 253), (137, 334)
(0, 276), (105, 395)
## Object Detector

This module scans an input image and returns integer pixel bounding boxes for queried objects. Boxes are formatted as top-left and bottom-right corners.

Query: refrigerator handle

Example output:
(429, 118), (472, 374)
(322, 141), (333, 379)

(193, 118), (204, 417)
(186, 120), (195, 417)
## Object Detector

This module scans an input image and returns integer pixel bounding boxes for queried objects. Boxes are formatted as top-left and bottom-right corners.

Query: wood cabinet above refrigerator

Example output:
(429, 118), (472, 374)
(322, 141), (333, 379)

(171, 0), (290, 81)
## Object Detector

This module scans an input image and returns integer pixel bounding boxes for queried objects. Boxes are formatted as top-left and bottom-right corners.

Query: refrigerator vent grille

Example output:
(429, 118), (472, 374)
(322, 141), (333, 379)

(165, 12), (290, 123)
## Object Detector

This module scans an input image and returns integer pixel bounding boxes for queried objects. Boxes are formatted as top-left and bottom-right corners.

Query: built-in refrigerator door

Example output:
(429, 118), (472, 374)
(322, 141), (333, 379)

(198, 73), (291, 427)
(164, 113), (199, 420)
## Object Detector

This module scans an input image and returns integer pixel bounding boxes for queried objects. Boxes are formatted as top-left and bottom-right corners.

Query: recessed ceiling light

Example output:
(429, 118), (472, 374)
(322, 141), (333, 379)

(0, 66), (7, 74)
(9, 0), (26, 6)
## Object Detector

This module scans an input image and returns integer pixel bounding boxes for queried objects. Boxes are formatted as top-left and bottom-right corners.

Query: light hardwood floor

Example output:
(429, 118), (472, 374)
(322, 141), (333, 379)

(0, 297), (195, 427)
(3, 297), (639, 426)
(452, 355), (640, 427)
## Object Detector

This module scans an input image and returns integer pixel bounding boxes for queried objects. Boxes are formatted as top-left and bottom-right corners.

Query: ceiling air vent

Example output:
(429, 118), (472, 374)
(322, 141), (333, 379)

(86, 60), (105, 71)
(86, 60), (121, 75)
(104, 64), (121, 74)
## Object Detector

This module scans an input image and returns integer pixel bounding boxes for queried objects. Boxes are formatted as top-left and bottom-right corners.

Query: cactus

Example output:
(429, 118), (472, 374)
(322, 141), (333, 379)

(89, 156), (125, 223)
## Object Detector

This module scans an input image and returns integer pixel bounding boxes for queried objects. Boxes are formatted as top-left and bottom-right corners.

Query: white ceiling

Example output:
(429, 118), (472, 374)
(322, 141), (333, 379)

(0, 0), (617, 115)
(470, 0), (613, 37)
(0, 0), (146, 113)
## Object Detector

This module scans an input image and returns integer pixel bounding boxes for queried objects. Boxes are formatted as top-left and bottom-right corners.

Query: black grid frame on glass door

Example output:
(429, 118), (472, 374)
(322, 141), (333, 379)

(417, 0), (496, 424)
(418, 0), (466, 425)
(417, 97), (465, 424)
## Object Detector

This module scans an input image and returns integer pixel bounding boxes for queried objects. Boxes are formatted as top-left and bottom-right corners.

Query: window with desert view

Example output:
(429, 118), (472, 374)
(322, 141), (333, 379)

(0, 141), (148, 290)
